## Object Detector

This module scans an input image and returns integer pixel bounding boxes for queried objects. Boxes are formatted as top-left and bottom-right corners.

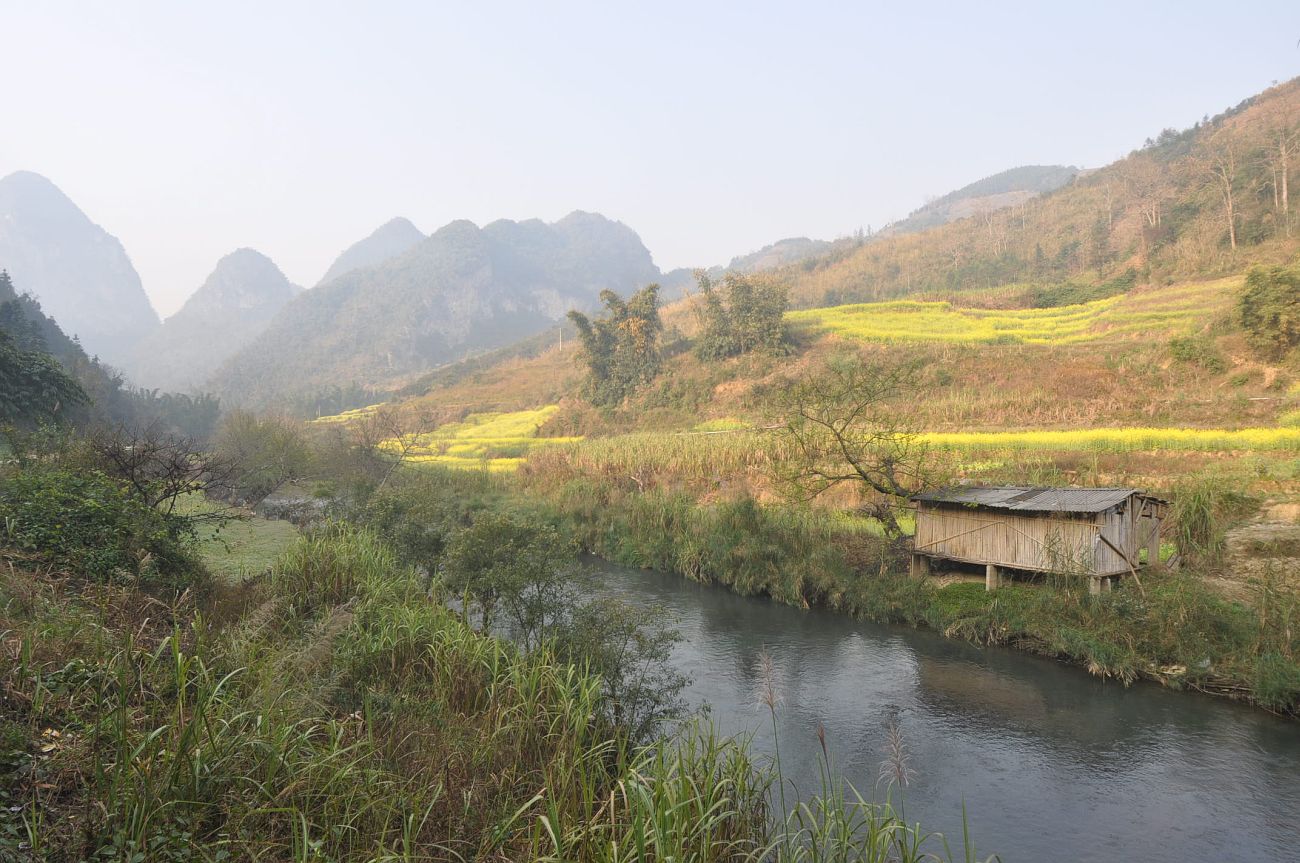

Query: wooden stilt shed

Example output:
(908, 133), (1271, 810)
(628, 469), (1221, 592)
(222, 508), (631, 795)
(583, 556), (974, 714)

(909, 486), (1168, 591)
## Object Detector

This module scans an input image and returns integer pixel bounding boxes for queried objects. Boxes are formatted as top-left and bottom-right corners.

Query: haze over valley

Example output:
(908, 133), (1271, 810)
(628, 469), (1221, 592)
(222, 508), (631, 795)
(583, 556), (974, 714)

(2, 5), (1300, 862)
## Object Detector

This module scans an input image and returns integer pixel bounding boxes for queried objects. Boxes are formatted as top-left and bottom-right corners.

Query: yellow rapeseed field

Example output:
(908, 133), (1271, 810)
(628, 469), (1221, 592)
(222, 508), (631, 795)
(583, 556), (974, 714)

(383, 405), (581, 472)
(309, 403), (385, 424)
(787, 277), (1238, 345)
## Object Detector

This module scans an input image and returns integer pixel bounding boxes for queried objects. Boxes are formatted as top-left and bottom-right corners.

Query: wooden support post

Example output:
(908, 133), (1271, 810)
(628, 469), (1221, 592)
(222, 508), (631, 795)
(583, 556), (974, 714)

(1089, 576), (1114, 596)
(910, 553), (931, 579)
(985, 563), (1002, 591)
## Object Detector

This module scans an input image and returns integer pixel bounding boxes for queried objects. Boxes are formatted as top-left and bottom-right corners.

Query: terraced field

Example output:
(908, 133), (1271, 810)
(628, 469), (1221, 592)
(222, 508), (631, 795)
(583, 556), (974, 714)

(787, 277), (1238, 345)
(383, 405), (580, 471)
(309, 403), (384, 424)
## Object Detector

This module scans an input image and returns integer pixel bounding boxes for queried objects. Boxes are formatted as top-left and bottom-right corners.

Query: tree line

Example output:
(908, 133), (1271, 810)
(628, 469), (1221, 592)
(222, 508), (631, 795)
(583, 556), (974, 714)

(567, 271), (790, 408)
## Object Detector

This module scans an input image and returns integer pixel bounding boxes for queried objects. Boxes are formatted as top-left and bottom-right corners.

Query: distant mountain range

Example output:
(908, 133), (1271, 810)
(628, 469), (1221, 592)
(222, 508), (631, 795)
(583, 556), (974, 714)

(0, 135), (1198, 412)
(881, 165), (1081, 236)
(0, 171), (158, 365)
(126, 248), (300, 392)
(316, 217), (425, 287)
(207, 211), (660, 408)
(776, 78), (1300, 307)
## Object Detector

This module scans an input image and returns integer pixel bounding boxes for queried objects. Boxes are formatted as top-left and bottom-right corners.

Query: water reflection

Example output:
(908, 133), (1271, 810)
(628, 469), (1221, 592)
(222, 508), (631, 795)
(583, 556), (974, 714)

(584, 559), (1300, 863)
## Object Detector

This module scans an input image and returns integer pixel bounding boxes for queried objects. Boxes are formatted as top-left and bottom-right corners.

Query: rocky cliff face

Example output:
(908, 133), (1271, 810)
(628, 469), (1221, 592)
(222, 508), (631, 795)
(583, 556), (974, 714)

(127, 248), (297, 392)
(0, 171), (158, 365)
(209, 211), (659, 407)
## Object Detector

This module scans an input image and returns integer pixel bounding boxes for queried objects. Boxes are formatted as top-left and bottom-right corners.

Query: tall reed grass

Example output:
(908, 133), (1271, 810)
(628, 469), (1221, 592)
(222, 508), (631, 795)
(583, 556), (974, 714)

(2, 522), (994, 861)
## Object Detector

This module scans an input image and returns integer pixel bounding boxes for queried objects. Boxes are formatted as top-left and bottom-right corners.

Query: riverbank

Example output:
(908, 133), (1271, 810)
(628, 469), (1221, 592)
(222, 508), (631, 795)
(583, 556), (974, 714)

(357, 466), (1300, 716)
(536, 482), (1298, 714)
(0, 456), (988, 861)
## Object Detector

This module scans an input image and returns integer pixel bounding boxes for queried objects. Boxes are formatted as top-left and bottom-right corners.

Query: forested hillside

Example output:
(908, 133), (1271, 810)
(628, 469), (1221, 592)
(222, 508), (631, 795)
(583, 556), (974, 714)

(209, 211), (660, 409)
(0, 270), (218, 435)
(784, 79), (1300, 306)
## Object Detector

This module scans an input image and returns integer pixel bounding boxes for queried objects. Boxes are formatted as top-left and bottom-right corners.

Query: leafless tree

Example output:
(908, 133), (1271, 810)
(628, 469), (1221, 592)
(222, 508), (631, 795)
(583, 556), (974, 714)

(1257, 103), (1299, 236)
(1121, 155), (1172, 254)
(1197, 126), (1241, 251)
(88, 420), (236, 521)
(767, 357), (948, 539)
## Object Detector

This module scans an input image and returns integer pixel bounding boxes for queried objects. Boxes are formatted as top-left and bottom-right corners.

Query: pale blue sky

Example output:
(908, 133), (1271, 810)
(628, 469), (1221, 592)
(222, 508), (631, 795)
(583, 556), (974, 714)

(2, 1), (1297, 316)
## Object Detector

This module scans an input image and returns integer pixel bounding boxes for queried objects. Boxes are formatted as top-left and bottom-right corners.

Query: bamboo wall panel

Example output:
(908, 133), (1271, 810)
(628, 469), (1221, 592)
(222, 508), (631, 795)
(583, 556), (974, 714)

(915, 500), (1138, 576)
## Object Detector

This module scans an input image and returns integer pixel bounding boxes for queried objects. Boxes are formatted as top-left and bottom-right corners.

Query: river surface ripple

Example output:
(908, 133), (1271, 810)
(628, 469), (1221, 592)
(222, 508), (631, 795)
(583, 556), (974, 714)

(584, 559), (1300, 863)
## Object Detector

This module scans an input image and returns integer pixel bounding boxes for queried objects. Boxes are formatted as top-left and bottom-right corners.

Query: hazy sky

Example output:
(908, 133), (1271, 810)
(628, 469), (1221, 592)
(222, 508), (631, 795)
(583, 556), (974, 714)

(2, 2), (1298, 317)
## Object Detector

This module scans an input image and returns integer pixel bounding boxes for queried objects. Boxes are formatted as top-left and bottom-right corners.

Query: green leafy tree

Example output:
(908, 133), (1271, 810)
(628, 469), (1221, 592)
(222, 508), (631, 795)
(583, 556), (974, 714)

(567, 284), (663, 406)
(0, 329), (88, 427)
(691, 271), (788, 361)
(441, 513), (575, 642)
(1239, 265), (1300, 360)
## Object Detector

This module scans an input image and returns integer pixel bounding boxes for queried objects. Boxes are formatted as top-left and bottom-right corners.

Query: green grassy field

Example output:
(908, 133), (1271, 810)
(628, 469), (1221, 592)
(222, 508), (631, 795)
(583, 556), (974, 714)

(787, 277), (1238, 345)
(197, 509), (300, 580)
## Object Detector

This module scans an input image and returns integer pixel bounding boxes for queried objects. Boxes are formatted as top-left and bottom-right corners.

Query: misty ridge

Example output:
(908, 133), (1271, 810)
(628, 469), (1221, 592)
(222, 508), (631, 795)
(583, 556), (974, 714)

(0, 156), (1087, 411)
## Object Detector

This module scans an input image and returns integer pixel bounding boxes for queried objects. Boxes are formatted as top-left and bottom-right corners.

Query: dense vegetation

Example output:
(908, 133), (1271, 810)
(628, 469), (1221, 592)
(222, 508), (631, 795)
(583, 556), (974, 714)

(0, 420), (992, 861)
(1238, 264), (1300, 360)
(0, 270), (222, 438)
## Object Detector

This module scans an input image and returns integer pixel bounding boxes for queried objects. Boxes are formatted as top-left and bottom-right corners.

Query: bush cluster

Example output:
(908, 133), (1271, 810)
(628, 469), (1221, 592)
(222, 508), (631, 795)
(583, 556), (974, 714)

(0, 467), (198, 588)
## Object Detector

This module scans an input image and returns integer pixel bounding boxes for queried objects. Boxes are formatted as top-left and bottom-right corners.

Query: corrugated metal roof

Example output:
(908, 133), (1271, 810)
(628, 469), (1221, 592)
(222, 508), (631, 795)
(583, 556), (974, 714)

(912, 485), (1142, 513)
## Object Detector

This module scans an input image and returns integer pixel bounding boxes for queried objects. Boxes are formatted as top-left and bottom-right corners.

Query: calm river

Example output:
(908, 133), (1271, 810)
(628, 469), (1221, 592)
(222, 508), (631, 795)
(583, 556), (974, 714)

(585, 559), (1300, 863)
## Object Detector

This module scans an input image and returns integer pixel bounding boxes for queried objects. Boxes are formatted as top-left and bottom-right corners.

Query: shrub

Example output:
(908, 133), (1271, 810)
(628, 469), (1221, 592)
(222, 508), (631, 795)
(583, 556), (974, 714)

(1168, 335), (1227, 373)
(0, 467), (198, 588)
(1238, 265), (1300, 360)
(1169, 475), (1254, 568)
(691, 270), (789, 361)
(442, 512), (575, 642)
